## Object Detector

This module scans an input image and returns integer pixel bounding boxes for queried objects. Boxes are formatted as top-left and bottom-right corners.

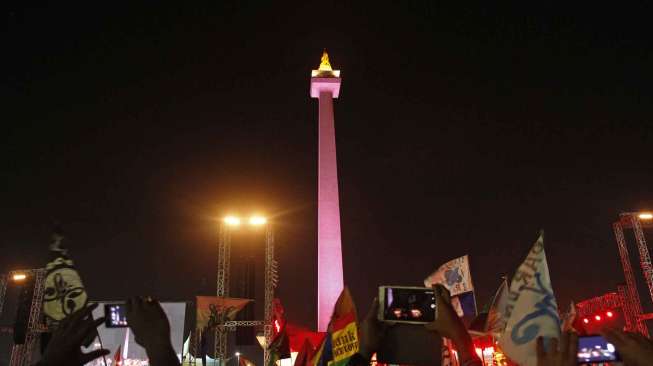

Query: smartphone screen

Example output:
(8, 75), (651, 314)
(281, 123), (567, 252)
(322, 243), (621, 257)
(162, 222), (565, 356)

(104, 303), (128, 328)
(577, 335), (620, 363)
(378, 286), (436, 324)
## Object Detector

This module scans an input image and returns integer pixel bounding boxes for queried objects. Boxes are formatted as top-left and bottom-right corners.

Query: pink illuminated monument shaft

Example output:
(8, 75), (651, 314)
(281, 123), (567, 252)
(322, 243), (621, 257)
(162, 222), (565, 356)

(310, 51), (344, 332)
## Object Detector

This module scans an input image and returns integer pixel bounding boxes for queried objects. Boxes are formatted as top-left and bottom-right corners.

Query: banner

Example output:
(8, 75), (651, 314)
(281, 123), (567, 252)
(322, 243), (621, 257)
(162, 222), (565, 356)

(312, 288), (359, 366)
(499, 232), (560, 366)
(195, 296), (251, 329)
(424, 255), (474, 296)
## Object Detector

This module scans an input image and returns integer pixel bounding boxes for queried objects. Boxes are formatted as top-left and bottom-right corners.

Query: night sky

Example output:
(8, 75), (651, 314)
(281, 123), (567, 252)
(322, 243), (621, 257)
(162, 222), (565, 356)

(2, 2), (653, 330)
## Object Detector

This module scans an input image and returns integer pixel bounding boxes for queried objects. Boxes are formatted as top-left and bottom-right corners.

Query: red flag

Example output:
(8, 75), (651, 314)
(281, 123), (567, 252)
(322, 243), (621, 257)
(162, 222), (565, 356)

(286, 323), (326, 352)
(113, 345), (122, 366)
(239, 355), (256, 366)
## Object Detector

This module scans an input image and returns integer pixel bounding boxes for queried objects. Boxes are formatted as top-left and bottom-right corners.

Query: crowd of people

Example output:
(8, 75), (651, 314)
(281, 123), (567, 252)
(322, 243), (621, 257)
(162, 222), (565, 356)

(34, 285), (653, 366)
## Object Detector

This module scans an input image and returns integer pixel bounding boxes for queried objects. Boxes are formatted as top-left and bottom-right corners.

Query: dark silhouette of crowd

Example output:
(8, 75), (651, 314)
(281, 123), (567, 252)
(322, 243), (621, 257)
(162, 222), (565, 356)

(35, 285), (653, 366)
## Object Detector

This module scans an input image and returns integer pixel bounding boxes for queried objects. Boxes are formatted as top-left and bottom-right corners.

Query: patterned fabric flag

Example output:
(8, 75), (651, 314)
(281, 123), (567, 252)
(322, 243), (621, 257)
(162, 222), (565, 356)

(485, 278), (509, 335)
(312, 288), (358, 366)
(451, 292), (477, 319)
(43, 231), (89, 325)
(424, 255), (474, 296)
(195, 296), (251, 329)
(499, 232), (560, 366)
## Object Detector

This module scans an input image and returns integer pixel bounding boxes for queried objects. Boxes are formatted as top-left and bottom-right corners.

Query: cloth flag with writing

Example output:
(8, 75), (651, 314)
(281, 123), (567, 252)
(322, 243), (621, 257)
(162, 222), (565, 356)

(485, 278), (509, 336)
(312, 287), (359, 366)
(195, 296), (251, 329)
(424, 255), (474, 296)
(451, 292), (477, 319)
(499, 232), (560, 366)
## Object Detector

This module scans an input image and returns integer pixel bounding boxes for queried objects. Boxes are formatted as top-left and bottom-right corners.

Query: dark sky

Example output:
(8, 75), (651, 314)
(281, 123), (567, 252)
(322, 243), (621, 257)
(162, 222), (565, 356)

(2, 2), (653, 329)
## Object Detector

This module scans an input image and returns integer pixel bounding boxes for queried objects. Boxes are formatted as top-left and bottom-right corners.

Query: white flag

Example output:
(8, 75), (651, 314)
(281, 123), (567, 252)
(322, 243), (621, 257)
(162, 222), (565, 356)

(424, 255), (474, 296)
(499, 232), (560, 366)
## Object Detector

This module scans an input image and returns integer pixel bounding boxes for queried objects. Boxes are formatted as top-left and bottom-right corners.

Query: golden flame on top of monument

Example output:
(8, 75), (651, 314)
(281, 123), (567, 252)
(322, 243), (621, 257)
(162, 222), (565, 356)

(312, 49), (341, 78)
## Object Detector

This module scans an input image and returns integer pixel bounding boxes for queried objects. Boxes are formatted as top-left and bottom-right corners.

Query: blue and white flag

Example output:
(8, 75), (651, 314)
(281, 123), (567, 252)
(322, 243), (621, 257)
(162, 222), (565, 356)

(499, 232), (560, 366)
(424, 255), (474, 296)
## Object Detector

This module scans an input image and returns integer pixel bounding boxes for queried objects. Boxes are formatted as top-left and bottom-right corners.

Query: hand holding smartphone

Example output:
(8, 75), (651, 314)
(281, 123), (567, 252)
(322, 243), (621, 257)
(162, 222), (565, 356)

(377, 286), (437, 324)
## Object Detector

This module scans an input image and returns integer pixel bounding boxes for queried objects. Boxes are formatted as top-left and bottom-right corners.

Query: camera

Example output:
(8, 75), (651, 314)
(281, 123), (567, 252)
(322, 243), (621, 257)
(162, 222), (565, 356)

(378, 286), (437, 324)
(104, 303), (128, 328)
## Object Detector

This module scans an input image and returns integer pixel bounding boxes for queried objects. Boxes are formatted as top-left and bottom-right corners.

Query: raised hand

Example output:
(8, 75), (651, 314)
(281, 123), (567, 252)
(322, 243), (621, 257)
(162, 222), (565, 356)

(38, 303), (109, 366)
(125, 297), (179, 366)
(601, 328), (653, 366)
(358, 297), (388, 360)
(536, 331), (577, 366)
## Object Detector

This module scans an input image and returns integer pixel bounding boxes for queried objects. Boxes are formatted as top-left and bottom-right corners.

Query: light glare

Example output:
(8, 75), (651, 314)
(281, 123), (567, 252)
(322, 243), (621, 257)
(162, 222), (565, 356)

(249, 216), (267, 226)
(12, 273), (27, 281)
(224, 216), (241, 226)
(639, 213), (653, 220)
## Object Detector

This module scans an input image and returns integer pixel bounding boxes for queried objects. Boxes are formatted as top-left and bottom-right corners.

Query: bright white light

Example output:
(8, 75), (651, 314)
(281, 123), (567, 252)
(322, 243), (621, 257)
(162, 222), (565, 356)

(639, 213), (653, 220)
(249, 216), (267, 226)
(235, 352), (241, 357)
(224, 216), (241, 226)
(12, 273), (27, 281)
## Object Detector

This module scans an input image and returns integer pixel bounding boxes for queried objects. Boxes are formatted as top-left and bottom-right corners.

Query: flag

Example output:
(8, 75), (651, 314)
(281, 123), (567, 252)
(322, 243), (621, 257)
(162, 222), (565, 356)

(268, 299), (291, 366)
(239, 355), (256, 366)
(195, 296), (251, 329)
(312, 288), (359, 366)
(561, 301), (576, 332)
(113, 346), (122, 366)
(424, 255), (474, 296)
(485, 278), (509, 335)
(286, 323), (326, 352)
(293, 339), (316, 366)
(499, 232), (560, 366)
(451, 292), (477, 319)
(43, 229), (89, 325)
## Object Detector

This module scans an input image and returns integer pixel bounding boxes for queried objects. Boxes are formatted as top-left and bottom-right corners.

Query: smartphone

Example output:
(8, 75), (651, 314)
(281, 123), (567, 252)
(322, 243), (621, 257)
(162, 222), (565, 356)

(577, 335), (621, 364)
(378, 286), (436, 324)
(104, 303), (128, 328)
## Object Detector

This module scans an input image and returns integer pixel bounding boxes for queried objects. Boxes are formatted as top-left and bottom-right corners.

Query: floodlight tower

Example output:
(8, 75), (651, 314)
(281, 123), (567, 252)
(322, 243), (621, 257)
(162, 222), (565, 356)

(613, 212), (653, 335)
(215, 216), (277, 366)
(311, 50), (344, 332)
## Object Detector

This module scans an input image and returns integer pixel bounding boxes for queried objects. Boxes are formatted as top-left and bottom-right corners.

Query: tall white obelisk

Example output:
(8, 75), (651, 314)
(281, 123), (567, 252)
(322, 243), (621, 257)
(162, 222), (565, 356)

(310, 50), (344, 332)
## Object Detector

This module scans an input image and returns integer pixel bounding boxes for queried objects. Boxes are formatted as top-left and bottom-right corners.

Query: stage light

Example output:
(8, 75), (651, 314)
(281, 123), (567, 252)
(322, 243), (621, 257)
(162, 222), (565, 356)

(12, 273), (27, 282)
(595, 315), (602, 321)
(249, 216), (267, 226)
(583, 318), (589, 324)
(607, 311), (614, 318)
(639, 213), (653, 220)
(224, 216), (241, 226)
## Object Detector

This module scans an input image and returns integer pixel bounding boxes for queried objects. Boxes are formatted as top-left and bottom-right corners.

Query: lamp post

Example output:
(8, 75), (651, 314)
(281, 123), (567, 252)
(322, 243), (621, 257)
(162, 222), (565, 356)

(215, 214), (275, 366)
(235, 352), (240, 366)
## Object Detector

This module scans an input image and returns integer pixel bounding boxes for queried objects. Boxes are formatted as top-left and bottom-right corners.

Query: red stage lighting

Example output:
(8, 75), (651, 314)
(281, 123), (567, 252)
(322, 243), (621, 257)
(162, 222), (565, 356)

(595, 315), (602, 321)
(583, 318), (589, 324)
(606, 311), (614, 318)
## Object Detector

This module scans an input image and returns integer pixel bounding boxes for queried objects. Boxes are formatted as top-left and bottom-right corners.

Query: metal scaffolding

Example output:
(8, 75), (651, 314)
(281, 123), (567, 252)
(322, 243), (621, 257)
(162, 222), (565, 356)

(215, 222), (276, 365)
(0, 269), (47, 366)
(614, 213), (653, 336)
